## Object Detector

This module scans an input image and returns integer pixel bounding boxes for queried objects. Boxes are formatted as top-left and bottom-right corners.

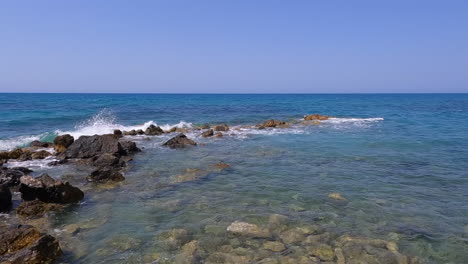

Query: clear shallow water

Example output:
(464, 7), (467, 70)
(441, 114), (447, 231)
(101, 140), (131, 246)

(1, 93), (468, 263)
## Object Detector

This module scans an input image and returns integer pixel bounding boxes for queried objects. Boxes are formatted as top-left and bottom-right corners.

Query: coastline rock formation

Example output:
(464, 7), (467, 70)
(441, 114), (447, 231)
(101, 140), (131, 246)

(0, 224), (62, 263)
(304, 114), (331, 120)
(201, 129), (214, 138)
(163, 134), (197, 149)
(19, 174), (84, 204)
(257, 119), (289, 129)
(144, 124), (164, 136)
(0, 167), (32, 187)
(53, 134), (74, 153)
(213, 124), (229, 132)
(0, 184), (12, 212)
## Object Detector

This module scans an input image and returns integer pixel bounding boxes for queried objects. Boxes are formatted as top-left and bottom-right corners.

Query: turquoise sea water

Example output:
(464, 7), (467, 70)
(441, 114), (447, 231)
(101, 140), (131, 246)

(1, 93), (468, 263)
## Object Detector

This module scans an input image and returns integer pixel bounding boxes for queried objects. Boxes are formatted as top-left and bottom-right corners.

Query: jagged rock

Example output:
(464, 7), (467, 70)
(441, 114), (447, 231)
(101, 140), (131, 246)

(19, 174), (84, 204)
(113, 129), (123, 138)
(0, 184), (12, 212)
(0, 167), (31, 187)
(29, 141), (51, 148)
(163, 134), (197, 149)
(304, 114), (331, 121)
(213, 124), (229, 131)
(0, 151), (10, 160)
(124, 130), (138, 136)
(9, 149), (23, 159)
(145, 125), (164, 136)
(92, 153), (121, 168)
(87, 167), (125, 183)
(200, 124), (210, 129)
(119, 140), (140, 154)
(136, 129), (145, 135)
(31, 150), (52, 160)
(63, 134), (123, 159)
(53, 134), (74, 153)
(16, 200), (62, 219)
(0, 224), (62, 264)
(202, 129), (214, 138)
(257, 119), (287, 128)
(227, 221), (271, 238)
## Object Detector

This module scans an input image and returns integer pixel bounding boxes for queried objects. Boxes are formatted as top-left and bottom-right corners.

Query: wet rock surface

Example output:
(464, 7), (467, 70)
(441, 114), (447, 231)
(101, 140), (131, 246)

(304, 114), (331, 120)
(87, 167), (125, 183)
(53, 134), (74, 153)
(19, 174), (84, 203)
(0, 167), (32, 187)
(0, 184), (12, 212)
(16, 200), (63, 219)
(163, 134), (197, 148)
(0, 224), (62, 264)
(145, 124), (164, 135)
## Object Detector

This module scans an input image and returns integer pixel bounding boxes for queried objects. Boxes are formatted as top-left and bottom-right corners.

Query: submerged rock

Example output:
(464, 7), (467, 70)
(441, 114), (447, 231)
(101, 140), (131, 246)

(19, 174), (84, 204)
(328, 192), (347, 201)
(29, 141), (51, 148)
(163, 134), (197, 149)
(16, 200), (62, 219)
(214, 162), (230, 170)
(157, 228), (192, 251)
(87, 167), (125, 183)
(304, 114), (331, 120)
(227, 221), (271, 238)
(0, 224), (62, 264)
(145, 124), (164, 136)
(53, 134), (74, 153)
(202, 129), (214, 138)
(262, 241), (286, 252)
(0, 167), (31, 187)
(0, 184), (12, 212)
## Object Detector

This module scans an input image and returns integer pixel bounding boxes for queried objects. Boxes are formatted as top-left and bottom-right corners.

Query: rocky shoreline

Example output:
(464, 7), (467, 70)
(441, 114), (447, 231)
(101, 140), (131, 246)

(0, 114), (423, 263)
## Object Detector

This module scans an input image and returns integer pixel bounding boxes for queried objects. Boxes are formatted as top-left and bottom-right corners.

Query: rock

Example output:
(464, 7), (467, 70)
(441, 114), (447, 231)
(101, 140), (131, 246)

(145, 125), (164, 136)
(214, 162), (230, 170)
(335, 247), (345, 264)
(0, 167), (31, 187)
(31, 150), (52, 160)
(279, 227), (312, 244)
(91, 153), (121, 168)
(0, 151), (10, 160)
(262, 241), (286, 252)
(53, 134), (74, 153)
(124, 130), (138, 136)
(29, 141), (51, 148)
(163, 134), (197, 149)
(87, 167), (125, 183)
(16, 200), (62, 219)
(63, 134), (124, 159)
(215, 132), (224, 137)
(167, 127), (177, 133)
(9, 149), (23, 159)
(113, 129), (123, 138)
(213, 124), (229, 131)
(119, 140), (141, 154)
(328, 193), (347, 201)
(258, 119), (287, 128)
(19, 174), (84, 204)
(0, 224), (62, 264)
(268, 214), (289, 230)
(202, 129), (214, 137)
(0, 184), (12, 212)
(304, 114), (331, 121)
(18, 150), (32, 161)
(105, 234), (142, 252)
(200, 124), (210, 129)
(227, 221), (270, 238)
(136, 129), (145, 135)
(158, 228), (191, 250)
(308, 244), (335, 261)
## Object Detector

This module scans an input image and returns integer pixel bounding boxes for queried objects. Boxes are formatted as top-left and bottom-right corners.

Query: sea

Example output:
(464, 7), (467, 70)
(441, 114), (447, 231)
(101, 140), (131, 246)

(0, 93), (467, 263)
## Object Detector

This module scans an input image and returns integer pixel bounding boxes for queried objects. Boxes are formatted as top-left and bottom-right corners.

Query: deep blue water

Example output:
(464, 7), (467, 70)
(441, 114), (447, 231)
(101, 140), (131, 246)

(1, 93), (468, 263)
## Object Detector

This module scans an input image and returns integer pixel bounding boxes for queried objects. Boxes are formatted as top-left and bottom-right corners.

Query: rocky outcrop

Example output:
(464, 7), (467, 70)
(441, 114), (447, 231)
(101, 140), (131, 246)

(31, 150), (52, 160)
(53, 134), (74, 153)
(29, 141), (51, 148)
(63, 134), (123, 159)
(19, 174), (84, 204)
(145, 125), (164, 136)
(0, 184), (12, 212)
(257, 119), (288, 129)
(201, 129), (214, 137)
(304, 114), (331, 120)
(16, 200), (62, 219)
(113, 129), (123, 138)
(0, 224), (62, 264)
(87, 167), (125, 183)
(163, 134), (197, 149)
(0, 167), (32, 187)
(213, 124), (229, 131)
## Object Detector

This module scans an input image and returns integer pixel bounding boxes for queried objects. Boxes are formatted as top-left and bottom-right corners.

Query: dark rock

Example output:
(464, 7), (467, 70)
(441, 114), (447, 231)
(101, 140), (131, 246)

(201, 129), (214, 138)
(63, 134), (124, 159)
(257, 119), (287, 128)
(167, 127), (177, 133)
(0, 225), (62, 264)
(0, 151), (10, 160)
(163, 134), (197, 149)
(47, 160), (67, 166)
(200, 124), (210, 129)
(29, 141), (51, 148)
(87, 167), (125, 183)
(145, 125), (164, 136)
(16, 200), (62, 219)
(53, 134), (74, 153)
(92, 153), (122, 168)
(120, 140), (141, 154)
(124, 130), (138, 136)
(136, 129), (145, 135)
(18, 150), (33, 161)
(8, 149), (23, 159)
(31, 150), (52, 160)
(0, 167), (31, 187)
(213, 124), (229, 131)
(113, 129), (123, 138)
(19, 174), (84, 204)
(0, 185), (12, 212)
(304, 114), (331, 121)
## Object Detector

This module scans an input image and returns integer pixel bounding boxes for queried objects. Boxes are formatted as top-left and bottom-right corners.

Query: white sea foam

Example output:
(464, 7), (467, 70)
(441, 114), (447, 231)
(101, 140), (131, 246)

(323, 117), (384, 124)
(5, 156), (59, 169)
(0, 134), (48, 151)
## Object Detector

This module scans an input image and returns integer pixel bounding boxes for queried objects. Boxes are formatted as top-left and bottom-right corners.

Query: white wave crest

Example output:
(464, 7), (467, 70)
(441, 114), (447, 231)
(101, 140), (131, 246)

(323, 117), (384, 124)
(0, 134), (48, 151)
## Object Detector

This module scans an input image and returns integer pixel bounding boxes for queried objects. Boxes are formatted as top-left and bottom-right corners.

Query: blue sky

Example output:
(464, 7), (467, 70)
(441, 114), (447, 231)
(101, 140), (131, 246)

(0, 0), (467, 93)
